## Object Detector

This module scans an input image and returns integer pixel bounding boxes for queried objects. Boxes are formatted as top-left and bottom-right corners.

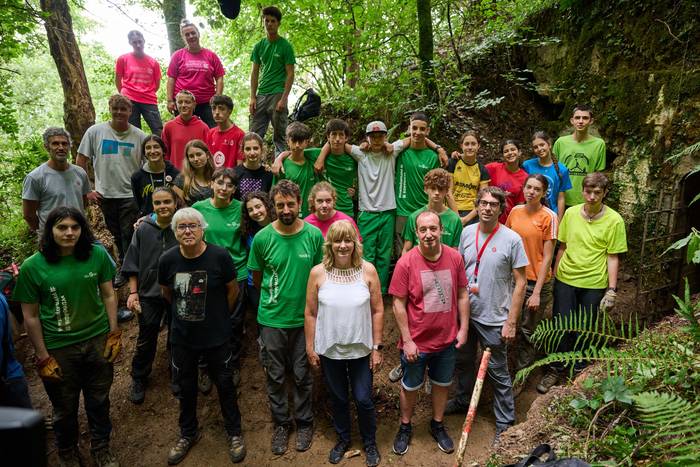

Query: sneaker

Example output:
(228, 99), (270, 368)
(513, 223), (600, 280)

(365, 444), (381, 466)
(443, 398), (468, 415)
(92, 446), (119, 467)
(429, 419), (454, 453)
(198, 367), (212, 395)
(228, 435), (246, 463)
(536, 370), (559, 394)
(57, 447), (82, 467)
(167, 432), (201, 465)
(130, 379), (146, 405)
(392, 423), (412, 455)
(271, 425), (289, 455)
(388, 364), (403, 383)
(296, 423), (314, 452)
(117, 307), (134, 323)
(329, 440), (350, 464)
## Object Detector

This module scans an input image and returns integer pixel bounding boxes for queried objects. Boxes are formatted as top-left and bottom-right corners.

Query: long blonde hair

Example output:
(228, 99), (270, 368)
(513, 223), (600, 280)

(322, 220), (363, 270)
(182, 139), (215, 200)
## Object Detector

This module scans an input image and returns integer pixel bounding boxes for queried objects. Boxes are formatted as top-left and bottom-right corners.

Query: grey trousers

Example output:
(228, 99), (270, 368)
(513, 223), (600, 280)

(258, 325), (313, 426)
(249, 93), (288, 156)
(454, 320), (515, 430)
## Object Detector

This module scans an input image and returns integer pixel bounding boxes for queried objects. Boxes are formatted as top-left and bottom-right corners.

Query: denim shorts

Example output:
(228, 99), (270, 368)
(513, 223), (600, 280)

(400, 343), (456, 391)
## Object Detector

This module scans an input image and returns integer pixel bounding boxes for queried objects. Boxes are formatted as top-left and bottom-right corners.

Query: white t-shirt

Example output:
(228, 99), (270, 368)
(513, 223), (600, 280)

(350, 140), (404, 212)
(77, 122), (146, 198)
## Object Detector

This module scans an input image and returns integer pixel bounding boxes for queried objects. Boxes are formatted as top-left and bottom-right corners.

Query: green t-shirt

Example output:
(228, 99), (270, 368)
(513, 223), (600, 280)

(247, 223), (324, 328)
(192, 199), (247, 282)
(13, 245), (115, 350)
(552, 134), (606, 206)
(403, 206), (463, 248)
(556, 204), (627, 289)
(273, 150), (319, 218)
(306, 148), (357, 217)
(395, 147), (440, 217)
(251, 36), (296, 96)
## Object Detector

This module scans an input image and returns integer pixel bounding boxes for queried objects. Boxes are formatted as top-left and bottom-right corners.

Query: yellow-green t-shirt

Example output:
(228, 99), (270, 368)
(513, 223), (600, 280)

(556, 204), (627, 289)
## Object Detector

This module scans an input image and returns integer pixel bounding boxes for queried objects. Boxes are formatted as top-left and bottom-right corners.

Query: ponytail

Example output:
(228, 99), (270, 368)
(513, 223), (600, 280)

(532, 131), (561, 184)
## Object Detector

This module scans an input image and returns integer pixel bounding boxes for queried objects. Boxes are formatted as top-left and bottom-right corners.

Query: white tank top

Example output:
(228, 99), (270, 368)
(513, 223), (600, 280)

(314, 264), (373, 359)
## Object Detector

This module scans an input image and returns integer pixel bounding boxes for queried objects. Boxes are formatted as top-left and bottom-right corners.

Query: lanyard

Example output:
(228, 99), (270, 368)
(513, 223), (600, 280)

(473, 224), (499, 282)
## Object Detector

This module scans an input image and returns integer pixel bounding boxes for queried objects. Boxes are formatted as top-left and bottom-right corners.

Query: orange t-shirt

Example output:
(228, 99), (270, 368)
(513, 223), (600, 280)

(505, 205), (558, 282)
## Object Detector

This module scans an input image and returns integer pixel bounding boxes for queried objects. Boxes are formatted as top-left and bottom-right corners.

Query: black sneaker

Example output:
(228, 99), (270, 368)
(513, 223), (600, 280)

(130, 379), (146, 405)
(329, 440), (350, 464)
(429, 419), (454, 453)
(295, 423), (313, 452)
(271, 425), (289, 455)
(392, 423), (412, 455)
(365, 444), (381, 466)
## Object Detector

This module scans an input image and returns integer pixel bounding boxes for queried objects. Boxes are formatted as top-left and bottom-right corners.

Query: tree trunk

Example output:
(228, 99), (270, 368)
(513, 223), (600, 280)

(416, 0), (437, 99)
(344, 2), (361, 89)
(40, 0), (95, 157)
(163, 0), (186, 54)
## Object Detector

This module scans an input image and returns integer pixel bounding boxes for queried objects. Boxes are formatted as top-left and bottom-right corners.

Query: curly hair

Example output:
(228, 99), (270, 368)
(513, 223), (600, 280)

(40, 207), (96, 263)
(322, 220), (363, 270)
(423, 168), (451, 191)
(270, 179), (301, 203)
(240, 191), (276, 240)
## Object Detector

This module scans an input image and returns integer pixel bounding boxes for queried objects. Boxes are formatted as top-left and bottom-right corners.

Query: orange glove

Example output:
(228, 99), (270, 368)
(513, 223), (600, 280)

(103, 330), (122, 363)
(37, 356), (63, 382)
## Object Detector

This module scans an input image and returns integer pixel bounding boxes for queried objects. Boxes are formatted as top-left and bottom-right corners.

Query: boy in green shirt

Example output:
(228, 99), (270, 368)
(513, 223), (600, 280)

(272, 121), (318, 217)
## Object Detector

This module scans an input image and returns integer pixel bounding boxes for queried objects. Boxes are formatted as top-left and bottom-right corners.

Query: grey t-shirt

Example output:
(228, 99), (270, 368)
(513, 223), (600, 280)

(350, 140), (404, 212)
(77, 122), (146, 198)
(459, 223), (529, 326)
(22, 162), (90, 231)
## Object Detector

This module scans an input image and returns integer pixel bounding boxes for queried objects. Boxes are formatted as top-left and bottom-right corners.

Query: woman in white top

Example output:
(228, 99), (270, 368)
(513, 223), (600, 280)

(304, 220), (383, 466)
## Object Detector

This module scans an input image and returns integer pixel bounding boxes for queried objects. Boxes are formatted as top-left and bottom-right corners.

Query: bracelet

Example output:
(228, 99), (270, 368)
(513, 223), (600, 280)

(129, 291), (138, 295)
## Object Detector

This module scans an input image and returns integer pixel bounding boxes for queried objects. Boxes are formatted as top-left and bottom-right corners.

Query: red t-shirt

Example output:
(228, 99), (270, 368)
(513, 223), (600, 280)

(167, 48), (225, 104)
(486, 162), (528, 223)
(161, 115), (209, 170)
(207, 124), (245, 168)
(115, 53), (162, 105)
(388, 246), (468, 353)
(304, 211), (361, 240)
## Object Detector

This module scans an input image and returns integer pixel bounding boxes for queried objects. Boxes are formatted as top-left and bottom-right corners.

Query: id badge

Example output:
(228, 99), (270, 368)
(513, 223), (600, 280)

(469, 280), (479, 295)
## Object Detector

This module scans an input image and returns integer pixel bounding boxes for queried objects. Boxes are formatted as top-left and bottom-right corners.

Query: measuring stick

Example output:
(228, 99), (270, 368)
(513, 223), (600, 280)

(454, 347), (491, 467)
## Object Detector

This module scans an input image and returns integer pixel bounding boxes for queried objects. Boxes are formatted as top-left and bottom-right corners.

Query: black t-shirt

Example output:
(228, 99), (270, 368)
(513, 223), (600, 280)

(234, 165), (273, 200)
(158, 243), (236, 349)
(131, 162), (180, 216)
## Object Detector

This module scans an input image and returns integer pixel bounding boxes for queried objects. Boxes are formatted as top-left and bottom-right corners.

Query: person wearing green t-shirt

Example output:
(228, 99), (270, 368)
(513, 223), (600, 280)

(249, 6), (295, 156)
(552, 104), (606, 207)
(401, 168), (463, 254)
(272, 121), (318, 217)
(247, 180), (323, 455)
(13, 207), (121, 467)
(537, 172), (627, 394)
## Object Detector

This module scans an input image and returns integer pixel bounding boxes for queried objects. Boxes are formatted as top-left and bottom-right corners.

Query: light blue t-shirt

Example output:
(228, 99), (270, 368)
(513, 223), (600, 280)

(522, 158), (573, 214)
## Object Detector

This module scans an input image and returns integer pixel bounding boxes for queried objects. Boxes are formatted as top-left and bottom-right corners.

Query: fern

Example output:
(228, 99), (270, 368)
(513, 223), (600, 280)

(672, 279), (700, 342)
(633, 391), (700, 465)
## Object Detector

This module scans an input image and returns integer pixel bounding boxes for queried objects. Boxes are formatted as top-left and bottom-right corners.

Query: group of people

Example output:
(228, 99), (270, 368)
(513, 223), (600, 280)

(1, 4), (630, 466)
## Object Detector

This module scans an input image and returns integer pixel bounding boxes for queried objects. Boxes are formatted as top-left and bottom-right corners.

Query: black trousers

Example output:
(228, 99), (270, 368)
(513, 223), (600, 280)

(131, 297), (168, 382)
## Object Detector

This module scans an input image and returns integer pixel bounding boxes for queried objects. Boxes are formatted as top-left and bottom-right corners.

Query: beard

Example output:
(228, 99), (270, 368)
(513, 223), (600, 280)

(279, 213), (296, 225)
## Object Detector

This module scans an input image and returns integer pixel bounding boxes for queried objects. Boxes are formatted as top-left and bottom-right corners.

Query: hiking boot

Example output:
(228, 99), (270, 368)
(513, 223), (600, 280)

(91, 446), (119, 467)
(329, 440), (350, 464)
(130, 379), (146, 405)
(57, 447), (83, 467)
(429, 419), (454, 453)
(228, 435), (246, 463)
(537, 370), (559, 394)
(365, 444), (381, 466)
(392, 423), (412, 455)
(271, 424), (289, 455)
(388, 364), (403, 383)
(443, 398), (468, 415)
(492, 424), (510, 447)
(198, 367), (212, 395)
(167, 432), (201, 465)
(296, 423), (314, 452)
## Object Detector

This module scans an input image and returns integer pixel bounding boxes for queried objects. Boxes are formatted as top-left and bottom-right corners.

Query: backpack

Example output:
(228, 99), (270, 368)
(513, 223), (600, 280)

(290, 88), (321, 122)
(502, 444), (590, 467)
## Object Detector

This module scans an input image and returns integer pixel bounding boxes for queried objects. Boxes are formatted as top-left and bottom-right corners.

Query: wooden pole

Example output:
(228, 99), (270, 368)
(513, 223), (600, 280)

(454, 347), (491, 467)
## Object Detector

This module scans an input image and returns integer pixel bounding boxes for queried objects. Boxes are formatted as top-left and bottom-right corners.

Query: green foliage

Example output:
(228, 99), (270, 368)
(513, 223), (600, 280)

(672, 280), (700, 343)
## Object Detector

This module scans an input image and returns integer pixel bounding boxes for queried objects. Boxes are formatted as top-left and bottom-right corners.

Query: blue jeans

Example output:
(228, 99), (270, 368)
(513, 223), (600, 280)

(128, 101), (163, 135)
(320, 355), (376, 447)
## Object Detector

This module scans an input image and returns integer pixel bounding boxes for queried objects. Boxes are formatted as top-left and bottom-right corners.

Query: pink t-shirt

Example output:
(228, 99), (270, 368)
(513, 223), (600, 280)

(388, 246), (468, 353)
(207, 124), (245, 168)
(161, 115), (209, 170)
(115, 53), (162, 105)
(167, 48), (225, 104)
(304, 211), (361, 240)
(486, 162), (528, 224)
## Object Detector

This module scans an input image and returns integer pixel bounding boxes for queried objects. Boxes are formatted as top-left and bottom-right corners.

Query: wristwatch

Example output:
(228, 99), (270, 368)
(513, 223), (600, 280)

(372, 344), (384, 351)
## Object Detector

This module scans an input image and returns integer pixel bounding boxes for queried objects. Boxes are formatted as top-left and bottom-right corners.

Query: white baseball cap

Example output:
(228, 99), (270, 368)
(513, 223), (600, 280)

(365, 121), (388, 134)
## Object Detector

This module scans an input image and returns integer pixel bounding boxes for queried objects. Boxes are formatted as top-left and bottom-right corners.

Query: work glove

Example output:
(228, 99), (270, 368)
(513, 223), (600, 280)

(36, 356), (63, 382)
(103, 330), (122, 363)
(600, 289), (617, 312)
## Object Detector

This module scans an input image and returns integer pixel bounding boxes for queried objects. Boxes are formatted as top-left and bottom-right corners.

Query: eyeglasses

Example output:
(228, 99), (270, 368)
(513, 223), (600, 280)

(176, 223), (201, 232)
(478, 200), (501, 208)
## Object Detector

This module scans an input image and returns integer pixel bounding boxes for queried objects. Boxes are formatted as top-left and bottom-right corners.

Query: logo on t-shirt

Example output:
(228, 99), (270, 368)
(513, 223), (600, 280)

(101, 139), (135, 158)
(563, 153), (589, 176)
(267, 265), (280, 304)
(213, 151), (226, 168)
(49, 286), (72, 332)
(420, 269), (453, 313)
(174, 271), (207, 321)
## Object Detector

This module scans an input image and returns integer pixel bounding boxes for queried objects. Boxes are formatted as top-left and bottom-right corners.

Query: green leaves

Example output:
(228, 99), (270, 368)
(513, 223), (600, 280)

(600, 376), (634, 404)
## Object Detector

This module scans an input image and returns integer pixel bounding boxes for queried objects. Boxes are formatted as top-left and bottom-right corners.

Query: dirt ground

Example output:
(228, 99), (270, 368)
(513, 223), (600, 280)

(17, 296), (544, 467)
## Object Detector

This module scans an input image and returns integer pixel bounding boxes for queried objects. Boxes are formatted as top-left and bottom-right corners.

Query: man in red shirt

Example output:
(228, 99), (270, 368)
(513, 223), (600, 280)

(388, 211), (469, 457)
(115, 30), (163, 135)
(207, 95), (245, 168)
